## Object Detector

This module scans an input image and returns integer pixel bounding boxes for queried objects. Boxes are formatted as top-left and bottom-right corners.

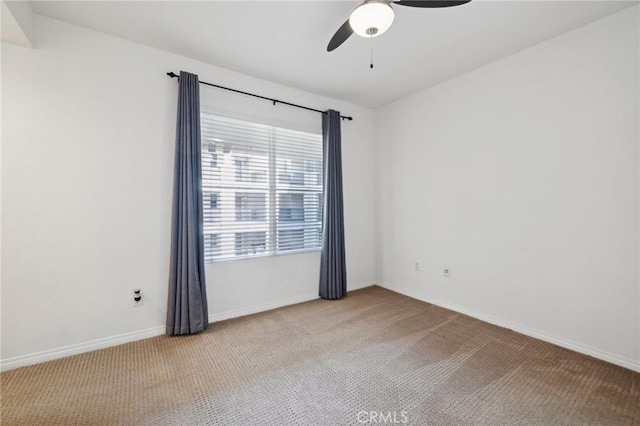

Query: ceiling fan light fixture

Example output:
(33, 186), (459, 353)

(349, 1), (395, 38)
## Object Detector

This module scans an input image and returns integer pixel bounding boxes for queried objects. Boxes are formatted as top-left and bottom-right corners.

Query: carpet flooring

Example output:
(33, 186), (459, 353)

(1, 286), (639, 425)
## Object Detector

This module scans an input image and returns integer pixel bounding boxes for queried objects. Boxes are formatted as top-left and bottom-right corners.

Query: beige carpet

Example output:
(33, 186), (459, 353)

(1, 286), (639, 425)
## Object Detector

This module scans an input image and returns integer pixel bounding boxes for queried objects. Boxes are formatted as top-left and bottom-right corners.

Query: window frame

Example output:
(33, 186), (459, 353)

(200, 112), (324, 263)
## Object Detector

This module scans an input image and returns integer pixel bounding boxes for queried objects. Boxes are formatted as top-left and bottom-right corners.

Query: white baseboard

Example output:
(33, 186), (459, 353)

(348, 281), (376, 291)
(208, 283), (375, 323)
(382, 283), (640, 373)
(0, 326), (166, 372)
(208, 292), (319, 323)
(0, 283), (375, 372)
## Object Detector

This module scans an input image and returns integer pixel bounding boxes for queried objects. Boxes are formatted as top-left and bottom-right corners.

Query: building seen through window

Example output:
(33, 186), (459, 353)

(201, 113), (323, 262)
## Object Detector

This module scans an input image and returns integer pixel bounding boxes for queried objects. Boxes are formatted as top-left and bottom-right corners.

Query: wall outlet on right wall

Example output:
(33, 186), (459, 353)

(443, 267), (451, 277)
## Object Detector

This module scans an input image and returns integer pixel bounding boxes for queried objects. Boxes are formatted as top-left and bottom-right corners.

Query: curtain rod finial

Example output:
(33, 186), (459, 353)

(167, 72), (179, 79)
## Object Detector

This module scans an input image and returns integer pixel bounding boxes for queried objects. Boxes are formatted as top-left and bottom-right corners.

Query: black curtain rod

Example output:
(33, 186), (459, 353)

(167, 72), (353, 121)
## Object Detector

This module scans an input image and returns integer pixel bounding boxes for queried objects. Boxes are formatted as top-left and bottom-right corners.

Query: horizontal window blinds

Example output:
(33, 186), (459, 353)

(201, 113), (323, 262)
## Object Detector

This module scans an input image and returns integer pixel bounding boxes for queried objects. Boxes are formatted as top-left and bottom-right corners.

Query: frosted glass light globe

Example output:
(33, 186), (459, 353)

(349, 2), (395, 38)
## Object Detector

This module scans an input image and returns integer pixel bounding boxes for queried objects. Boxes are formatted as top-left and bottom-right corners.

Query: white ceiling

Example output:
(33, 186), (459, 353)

(30, 0), (637, 108)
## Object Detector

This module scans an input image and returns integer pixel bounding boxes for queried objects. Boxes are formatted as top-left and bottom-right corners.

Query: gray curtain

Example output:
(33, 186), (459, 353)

(319, 110), (347, 300)
(166, 71), (209, 335)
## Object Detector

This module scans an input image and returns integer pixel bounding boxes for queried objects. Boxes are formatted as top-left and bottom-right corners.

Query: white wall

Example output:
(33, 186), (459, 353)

(376, 6), (639, 370)
(1, 0), (35, 48)
(3, 6), (638, 373)
(1, 15), (376, 367)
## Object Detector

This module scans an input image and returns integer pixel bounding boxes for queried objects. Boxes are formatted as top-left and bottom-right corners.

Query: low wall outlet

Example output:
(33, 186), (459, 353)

(414, 262), (420, 271)
(443, 267), (451, 277)
(133, 289), (143, 307)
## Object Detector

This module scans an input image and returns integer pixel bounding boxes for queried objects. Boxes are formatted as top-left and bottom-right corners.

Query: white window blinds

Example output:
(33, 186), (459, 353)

(201, 113), (323, 262)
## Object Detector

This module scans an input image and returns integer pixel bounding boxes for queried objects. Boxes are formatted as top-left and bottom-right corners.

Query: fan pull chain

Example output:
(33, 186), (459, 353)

(370, 38), (374, 69)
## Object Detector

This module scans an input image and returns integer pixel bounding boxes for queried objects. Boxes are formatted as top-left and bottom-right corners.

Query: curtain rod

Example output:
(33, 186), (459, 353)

(167, 72), (353, 121)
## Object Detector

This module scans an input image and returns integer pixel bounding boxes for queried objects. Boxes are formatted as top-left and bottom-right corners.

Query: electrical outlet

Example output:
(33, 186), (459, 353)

(443, 267), (450, 277)
(133, 289), (143, 307)
(414, 262), (420, 271)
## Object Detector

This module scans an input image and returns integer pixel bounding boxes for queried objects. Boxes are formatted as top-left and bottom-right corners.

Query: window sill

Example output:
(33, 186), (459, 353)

(207, 247), (321, 265)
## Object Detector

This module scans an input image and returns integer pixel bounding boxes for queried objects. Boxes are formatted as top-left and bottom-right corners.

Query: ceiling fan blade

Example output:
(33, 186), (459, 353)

(394, 0), (471, 8)
(327, 19), (354, 52)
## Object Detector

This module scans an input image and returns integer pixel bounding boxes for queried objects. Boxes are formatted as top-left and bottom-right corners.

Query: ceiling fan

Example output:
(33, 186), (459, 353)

(327, 0), (472, 52)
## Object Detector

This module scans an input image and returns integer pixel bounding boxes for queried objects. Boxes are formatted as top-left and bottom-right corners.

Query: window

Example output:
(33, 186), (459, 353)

(278, 229), (305, 251)
(207, 143), (219, 168)
(204, 192), (221, 224)
(201, 113), (323, 262)
(210, 234), (219, 249)
(235, 231), (267, 256)
(235, 157), (249, 181)
(205, 234), (220, 263)
(305, 159), (322, 185)
(235, 193), (266, 221)
(278, 193), (304, 222)
(251, 171), (266, 182)
(210, 193), (218, 209)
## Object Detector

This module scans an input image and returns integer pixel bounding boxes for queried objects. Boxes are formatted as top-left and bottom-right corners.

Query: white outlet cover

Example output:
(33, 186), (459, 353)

(443, 268), (450, 277)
